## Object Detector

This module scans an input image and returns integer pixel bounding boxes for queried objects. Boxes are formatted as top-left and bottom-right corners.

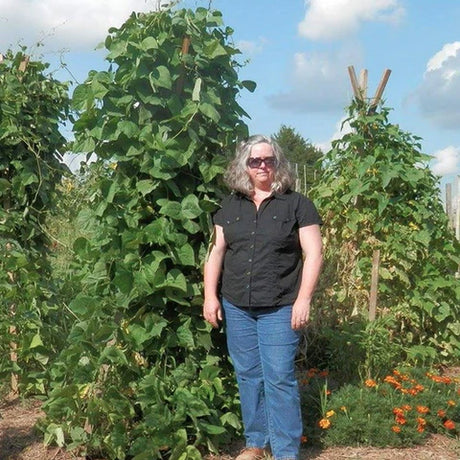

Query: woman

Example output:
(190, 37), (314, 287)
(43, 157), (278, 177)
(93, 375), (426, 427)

(203, 135), (323, 460)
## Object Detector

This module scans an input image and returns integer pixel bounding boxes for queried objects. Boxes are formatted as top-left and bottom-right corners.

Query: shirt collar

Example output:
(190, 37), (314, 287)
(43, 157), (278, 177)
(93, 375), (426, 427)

(234, 190), (291, 201)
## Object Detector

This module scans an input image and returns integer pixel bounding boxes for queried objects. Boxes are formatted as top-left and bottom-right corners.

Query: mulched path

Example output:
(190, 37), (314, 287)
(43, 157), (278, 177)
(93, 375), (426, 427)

(205, 435), (459, 460)
(1, 375), (459, 460)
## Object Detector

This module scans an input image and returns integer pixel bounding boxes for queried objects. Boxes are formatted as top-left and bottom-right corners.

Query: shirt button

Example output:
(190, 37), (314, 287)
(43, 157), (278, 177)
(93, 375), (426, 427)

(248, 259), (252, 262)
(246, 285), (249, 289)
(246, 271), (251, 275)
(251, 231), (255, 235)
(250, 244), (254, 248)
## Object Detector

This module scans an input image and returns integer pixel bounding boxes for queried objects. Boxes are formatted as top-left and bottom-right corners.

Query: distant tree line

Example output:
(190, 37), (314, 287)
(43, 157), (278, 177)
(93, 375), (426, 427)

(272, 125), (323, 193)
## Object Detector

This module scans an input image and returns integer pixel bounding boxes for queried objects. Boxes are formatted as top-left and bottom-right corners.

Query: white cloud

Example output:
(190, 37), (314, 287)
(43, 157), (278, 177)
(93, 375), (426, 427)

(427, 42), (460, 71)
(237, 38), (266, 57)
(298, 0), (404, 41)
(268, 46), (360, 113)
(412, 42), (460, 130)
(0, 0), (163, 52)
(431, 146), (460, 176)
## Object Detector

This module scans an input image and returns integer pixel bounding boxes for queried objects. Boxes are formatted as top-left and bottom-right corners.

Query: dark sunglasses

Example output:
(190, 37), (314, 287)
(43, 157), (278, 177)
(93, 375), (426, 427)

(247, 156), (277, 169)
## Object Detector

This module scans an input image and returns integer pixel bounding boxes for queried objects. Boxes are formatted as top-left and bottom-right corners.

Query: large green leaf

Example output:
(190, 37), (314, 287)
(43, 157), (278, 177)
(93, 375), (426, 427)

(181, 194), (202, 219)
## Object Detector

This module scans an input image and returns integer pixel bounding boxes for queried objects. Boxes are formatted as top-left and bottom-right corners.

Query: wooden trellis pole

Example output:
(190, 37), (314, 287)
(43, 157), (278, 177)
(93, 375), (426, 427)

(347, 66), (392, 321)
(176, 35), (191, 95)
(370, 69), (392, 112)
(348, 65), (391, 112)
(369, 250), (380, 321)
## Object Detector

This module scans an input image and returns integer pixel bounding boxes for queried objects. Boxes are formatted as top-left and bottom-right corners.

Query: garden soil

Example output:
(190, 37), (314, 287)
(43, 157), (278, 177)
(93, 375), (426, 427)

(1, 371), (459, 460)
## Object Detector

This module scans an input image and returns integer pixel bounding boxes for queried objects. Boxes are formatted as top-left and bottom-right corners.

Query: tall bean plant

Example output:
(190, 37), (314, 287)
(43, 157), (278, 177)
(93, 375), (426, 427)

(43, 7), (254, 459)
(309, 99), (459, 375)
(0, 50), (70, 394)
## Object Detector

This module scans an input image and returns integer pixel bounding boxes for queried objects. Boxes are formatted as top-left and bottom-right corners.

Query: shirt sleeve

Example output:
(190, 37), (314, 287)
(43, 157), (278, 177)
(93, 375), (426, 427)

(212, 195), (231, 226)
(295, 194), (323, 228)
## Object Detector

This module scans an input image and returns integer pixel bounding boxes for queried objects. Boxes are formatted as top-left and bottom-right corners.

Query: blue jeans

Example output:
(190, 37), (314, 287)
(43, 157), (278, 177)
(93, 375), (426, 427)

(222, 298), (302, 460)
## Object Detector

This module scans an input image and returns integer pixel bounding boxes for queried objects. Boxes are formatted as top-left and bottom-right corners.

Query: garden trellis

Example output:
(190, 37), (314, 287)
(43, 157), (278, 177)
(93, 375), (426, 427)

(347, 65), (392, 321)
(1, 53), (31, 394)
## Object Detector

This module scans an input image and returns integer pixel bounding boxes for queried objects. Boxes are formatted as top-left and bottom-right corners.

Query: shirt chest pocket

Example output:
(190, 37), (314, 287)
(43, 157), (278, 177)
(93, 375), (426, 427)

(222, 216), (248, 245)
(262, 215), (298, 243)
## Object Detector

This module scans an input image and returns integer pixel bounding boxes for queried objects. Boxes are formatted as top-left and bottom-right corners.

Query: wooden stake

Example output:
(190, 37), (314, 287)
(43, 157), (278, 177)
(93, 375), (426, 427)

(176, 35), (191, 95)
(10, 324), (18, 394)
(6, 242), (18, 394)
(369, 69), (391, 110)
(369, 249), (380, 321)
(347, 65), (363, 101)
(19, 56), (29, 73)
(359, 69), (368, 100)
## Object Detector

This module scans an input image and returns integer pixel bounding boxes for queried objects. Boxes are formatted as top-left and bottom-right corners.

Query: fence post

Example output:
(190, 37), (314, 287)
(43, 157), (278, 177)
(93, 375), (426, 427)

(446, 183), (453, 229)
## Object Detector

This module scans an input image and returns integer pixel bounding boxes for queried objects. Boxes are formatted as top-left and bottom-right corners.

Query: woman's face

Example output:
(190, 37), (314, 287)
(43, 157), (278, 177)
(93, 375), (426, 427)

(247, 142), (276, 190)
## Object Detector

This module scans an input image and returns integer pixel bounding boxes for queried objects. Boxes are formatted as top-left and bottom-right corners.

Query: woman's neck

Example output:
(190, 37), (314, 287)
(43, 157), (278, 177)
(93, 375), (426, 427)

(251, 187), (273, 209)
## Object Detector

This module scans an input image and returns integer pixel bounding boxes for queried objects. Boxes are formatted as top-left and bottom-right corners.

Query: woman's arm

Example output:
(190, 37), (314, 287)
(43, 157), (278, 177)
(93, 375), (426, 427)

(291, 224), (323, 330)
(203, 224), (226, 328)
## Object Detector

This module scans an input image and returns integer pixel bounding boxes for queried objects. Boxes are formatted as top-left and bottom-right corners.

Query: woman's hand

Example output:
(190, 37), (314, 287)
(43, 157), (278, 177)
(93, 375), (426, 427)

(291, 298), (311, 330)
(203, 297), (223, 328)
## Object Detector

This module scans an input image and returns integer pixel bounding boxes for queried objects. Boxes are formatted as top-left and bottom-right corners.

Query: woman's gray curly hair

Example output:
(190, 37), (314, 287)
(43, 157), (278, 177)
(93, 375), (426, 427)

(224, 134), (295, 196)
(224, 135), (296, 195)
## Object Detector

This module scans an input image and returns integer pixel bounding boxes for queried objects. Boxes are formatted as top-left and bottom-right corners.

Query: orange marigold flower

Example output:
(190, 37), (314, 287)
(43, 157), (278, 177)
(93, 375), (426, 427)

(307, 368), (318, 377)
(414, 384), (424, 392)
(325, 389), (331, 395)
(391, 425), (401, 433)
(443, 419), (456, 430)
(416, 405), (430, 414)
(326, 410), (336, 418)
(393, 407), (404, 416)
(417, 425), (425, 433)
(417, 417), (427, 426)
(428, 374), (452, 384)
(340, 406), (347, 412)
(395, 415), (407, 425)
(437, 409), (446, 418)
(301, 435), (308, 444)
(319, 418), (331, 429)
(319, 370), (329, 377)
(384, 376), (398, 385)
(402, 405), (412, 411)
(447, 400), (456, 407)
(365, 379), (377, 388)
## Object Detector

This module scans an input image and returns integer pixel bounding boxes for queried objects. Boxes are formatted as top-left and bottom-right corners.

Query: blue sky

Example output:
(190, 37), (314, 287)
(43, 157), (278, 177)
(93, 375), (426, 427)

(1, 0), (459, 199)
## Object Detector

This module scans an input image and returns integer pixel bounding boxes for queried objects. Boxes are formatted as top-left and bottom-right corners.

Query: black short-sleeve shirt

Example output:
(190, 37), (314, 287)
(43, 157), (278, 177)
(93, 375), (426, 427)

(213, 190), (322, 307)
